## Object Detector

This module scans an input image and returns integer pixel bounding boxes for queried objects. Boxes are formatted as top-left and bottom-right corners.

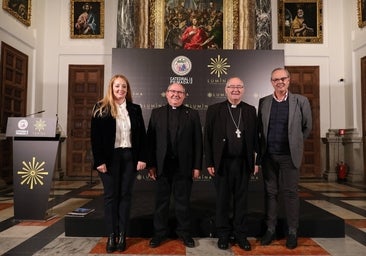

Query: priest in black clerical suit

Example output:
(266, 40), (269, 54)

(147, 83), (203, 248)
(204, 77), (259, 251)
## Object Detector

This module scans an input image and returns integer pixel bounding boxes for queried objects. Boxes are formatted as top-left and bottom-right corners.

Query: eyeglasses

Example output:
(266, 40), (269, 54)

(226, 85), (244, 90)
(271, 77), (289, 83)
(167, 89), (185, 95)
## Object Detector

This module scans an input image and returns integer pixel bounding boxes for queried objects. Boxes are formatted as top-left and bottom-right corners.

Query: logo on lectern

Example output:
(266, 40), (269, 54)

(17, 119), (28, 129)
(17, 157), (48, 189)
(207, 55), (231, 78)
(34, 119), (47, 132)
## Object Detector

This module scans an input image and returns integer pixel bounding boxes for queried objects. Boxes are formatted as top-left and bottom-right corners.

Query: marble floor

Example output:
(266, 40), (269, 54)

(0, 179), (365, 255)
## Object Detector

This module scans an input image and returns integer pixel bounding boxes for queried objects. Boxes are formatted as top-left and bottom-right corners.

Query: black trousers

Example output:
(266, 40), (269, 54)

(214, 157), (250, 239)
(262, 154), (299, 232)
(99, 148), (136, 235)
(153, 158), (193, 238)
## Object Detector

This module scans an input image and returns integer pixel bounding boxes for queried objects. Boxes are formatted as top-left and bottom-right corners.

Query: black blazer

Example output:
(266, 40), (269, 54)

(90, 101), (147, 170)
(147, 104), (203, 177)
(204, 100), (258, 173)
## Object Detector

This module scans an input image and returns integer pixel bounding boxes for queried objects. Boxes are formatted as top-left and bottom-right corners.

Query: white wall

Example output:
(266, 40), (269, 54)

(350, 0), (366, 134)
(0, 0), (117, 132)
(0, 0), (40, 116)
(42, 0), (118, 137)
(272, 0), (360, 136)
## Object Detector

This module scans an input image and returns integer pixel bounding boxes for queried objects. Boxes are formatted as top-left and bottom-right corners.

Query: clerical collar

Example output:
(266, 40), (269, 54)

(227, 101), (241, 108)
(169, 105), (181, 110)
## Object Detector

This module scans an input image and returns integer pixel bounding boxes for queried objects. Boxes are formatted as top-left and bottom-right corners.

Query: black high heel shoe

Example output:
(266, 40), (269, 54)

(116, 232), (126, 251)
(106, 233), (116, 253)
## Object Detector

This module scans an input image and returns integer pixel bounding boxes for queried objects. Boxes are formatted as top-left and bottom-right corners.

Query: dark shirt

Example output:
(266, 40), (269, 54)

(167, 105), (181, 159)
(224, 102), (244, 158)
(267, 98), (290, 155)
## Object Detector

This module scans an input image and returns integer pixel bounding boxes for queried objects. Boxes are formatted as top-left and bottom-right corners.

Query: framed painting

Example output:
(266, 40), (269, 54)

(2, 0), (31, 26)
(148, 0), (255, 49)
(70, 0), (104, 39)
(278, 0), (323, 43)
(358, 0), (366, 28)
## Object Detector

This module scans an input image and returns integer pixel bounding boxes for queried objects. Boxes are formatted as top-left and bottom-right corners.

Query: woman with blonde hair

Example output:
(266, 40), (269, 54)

(91, 74), (147, 253)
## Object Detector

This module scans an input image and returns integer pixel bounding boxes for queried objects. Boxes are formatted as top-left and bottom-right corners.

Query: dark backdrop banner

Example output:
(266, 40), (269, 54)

(112, 48), (284, 182)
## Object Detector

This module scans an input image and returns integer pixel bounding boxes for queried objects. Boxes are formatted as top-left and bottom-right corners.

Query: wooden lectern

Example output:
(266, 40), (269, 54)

(6, 117), (59, 221)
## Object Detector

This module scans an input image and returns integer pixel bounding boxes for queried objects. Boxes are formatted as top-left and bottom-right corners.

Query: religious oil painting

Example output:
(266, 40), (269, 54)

(278, 0), (323, 43)
(164, 0), (223, 49)
(70, 0), (104, 39)
(358, 0), (366, 28)
(2, 0), (31, 26)
(150, 0), (241, 49)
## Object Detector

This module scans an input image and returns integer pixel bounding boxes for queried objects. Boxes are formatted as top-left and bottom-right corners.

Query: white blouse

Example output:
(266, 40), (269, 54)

(114, 101), (132, 148)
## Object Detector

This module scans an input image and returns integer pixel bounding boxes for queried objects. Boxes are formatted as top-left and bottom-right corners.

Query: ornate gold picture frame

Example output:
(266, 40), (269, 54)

(2, 0), (31, 26)
(148, 0), (255, 49)
(358, 0), (366, 28)
(278, 0), (323, 43)
(70, 0), (104, 39)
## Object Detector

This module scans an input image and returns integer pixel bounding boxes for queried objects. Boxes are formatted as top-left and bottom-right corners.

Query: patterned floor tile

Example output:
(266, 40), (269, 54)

(0, 237), (28, 255)
(300, 183), (362, 192)
(90, 237), (186, 255)
(299, 192), (314, 198)
(47, 198), (91, 217)
(52, 181), (88, 189)
(0, 202), (13, 210)
(345, 219), (366, 228)
(231, 238), (330, 255)
(341, 200), (366, 210)
(313, 236), (366, 256)
(0, 205), (14, 222)
(2, 180), (366, 255)
(49, 189), (72, 196)
(18, 216), (61, 227)
(0, 225), (46, 238)
(306, 200), (366, 219)
(88, 237), (330, 255)
(79, 189), (104, 196)
(91, 182), (103, 190)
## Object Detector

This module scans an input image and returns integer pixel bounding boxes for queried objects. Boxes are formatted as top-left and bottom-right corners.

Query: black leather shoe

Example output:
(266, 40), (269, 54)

(217, 237), (229, 250)
(286, 233), (298, 249)
(116, 232), (126, 251)
(106, 233), (116, 253)
(149, 236), (165, 248)
(182, 236), (195, 248)
(260, 230), (275, 246)
(237, 237), (251, 251)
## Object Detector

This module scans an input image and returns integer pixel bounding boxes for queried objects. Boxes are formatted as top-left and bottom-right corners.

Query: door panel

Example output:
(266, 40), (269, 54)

(361, 57), (366, 182)
(286, 66), (320, 177)
(0, 42), (28, 184)
(67, 65), (104, 177)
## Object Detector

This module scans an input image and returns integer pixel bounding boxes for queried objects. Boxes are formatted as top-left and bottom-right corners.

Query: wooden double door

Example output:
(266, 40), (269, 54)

(66, 65), (104, 177)
(286, 66), (320, 177)
(0, 42), (28, 184)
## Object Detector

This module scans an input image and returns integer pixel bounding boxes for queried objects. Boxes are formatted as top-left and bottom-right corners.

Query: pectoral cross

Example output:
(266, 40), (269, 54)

(235, 128), (241, 138)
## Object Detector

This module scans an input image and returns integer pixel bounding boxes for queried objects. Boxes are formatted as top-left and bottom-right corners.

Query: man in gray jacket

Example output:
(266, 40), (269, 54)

(258, 67), (312, 249)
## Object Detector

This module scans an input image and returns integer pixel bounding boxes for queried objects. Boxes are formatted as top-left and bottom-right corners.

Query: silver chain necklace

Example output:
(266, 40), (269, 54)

(227, 104), (241, 138)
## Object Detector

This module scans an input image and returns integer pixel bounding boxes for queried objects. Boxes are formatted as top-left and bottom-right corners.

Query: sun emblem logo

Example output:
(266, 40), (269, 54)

(17, 157), (48, 189)
(207, 55), (231, 78)
(34, 119), (47, 132)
